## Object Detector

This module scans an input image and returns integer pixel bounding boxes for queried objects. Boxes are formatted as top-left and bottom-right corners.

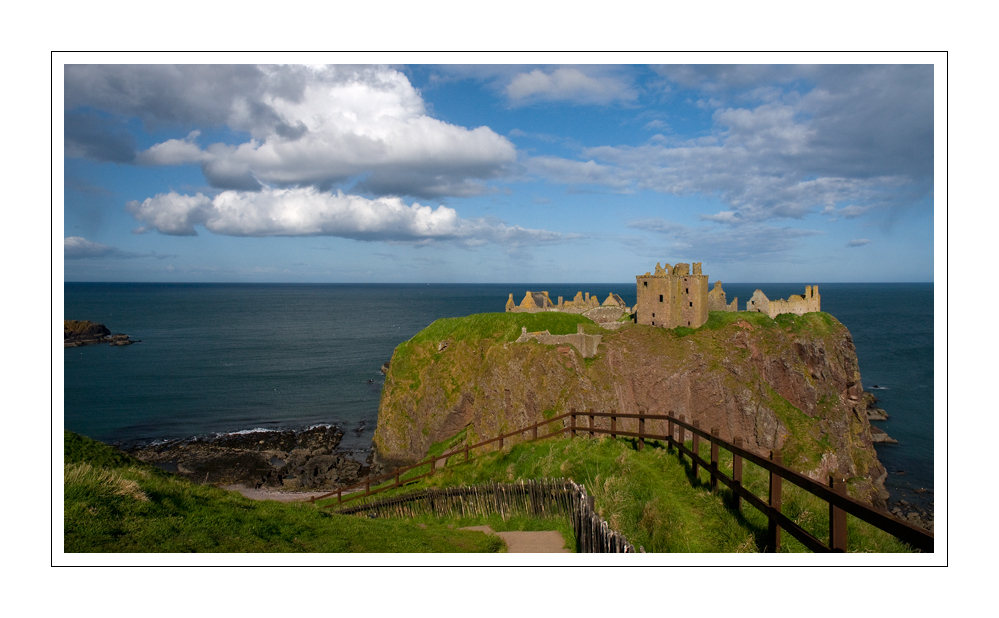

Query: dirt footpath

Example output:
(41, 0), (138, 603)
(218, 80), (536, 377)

(223, 484), (333, 502)
(460, 525), (570, 553)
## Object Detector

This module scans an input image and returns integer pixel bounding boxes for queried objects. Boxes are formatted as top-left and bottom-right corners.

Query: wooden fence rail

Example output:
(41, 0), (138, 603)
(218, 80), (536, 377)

(334, 478), (639, 553)
(312, 408), (933, 553)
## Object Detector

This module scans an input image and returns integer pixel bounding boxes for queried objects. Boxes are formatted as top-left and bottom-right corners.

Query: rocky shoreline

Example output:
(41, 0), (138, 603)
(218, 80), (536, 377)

(125, 424), (381, 492)
(888, 497), (934, 532)
(862, 392), (933, 530)
(65, 320), (138, 347)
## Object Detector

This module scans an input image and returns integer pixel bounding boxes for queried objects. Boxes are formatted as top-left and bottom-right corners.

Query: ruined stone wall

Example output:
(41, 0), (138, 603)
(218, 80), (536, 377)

(635, 261), (708, 328)
(747, 286), (820, 318)
(708, 281), (738, 312)
(515, 324), (602, 358)
(507, 289), (620, 313)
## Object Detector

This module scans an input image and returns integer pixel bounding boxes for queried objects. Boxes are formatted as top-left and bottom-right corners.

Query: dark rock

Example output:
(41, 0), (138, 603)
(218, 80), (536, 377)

(869, 426), (898, 444)
(126, 424), (375, 490)
(65, 320), (137, 347)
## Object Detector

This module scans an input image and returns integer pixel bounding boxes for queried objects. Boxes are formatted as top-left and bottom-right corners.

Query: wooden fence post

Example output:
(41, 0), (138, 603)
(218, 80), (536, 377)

(395, 471), (400, 487)
(710, 428), (720, 491)
(767, 449), (783, 553)
(365, 479), (371, 494)
(337, 488), (342, 504)
(678, 414), (686, 456)
(611, 411), (617, 439)
(692, 420), (701, 477)
(732, 436), (743, 511)
(571, 409), (577, 437)
(465, 445), (469, 462)
(667, 413), (674, 449)
(829, 475), (848, 552)
(638, 413), (645, 451)
(589, 409), (595, 438)
(499, 434), (504, 449)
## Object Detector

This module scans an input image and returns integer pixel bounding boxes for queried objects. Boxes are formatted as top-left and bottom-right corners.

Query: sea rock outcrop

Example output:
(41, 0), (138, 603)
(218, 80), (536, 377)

(64, 320), (137, 347)
(374, 311), (890, 507)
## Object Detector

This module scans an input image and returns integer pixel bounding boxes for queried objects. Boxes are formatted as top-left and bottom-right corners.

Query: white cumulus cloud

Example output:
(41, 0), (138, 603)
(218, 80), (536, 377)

(67, 65), (517, 198)
(126, 187), (568, 247)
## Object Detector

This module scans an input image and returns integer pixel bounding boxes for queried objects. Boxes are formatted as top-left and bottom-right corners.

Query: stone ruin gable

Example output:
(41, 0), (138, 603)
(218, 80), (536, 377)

(506, 290), (556, 313)
(747, 286), (820, 319)
(635, 261), (709, 328)
(602, 292), (628, 310)
(515, 324), (602, 358)
(708, 281), (738, 312)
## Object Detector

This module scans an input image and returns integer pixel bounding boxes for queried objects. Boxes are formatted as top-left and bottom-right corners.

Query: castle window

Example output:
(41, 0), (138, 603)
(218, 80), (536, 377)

(652, 313), (655, 317)
(643, 281), (648, 287)
(689, 302), (693, 307)
(659, 294), (663, 302)
(685, 288), (688, 294)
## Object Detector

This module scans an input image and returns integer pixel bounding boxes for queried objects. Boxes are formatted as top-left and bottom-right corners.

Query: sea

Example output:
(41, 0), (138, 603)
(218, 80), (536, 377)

(63, 282), (934, 509)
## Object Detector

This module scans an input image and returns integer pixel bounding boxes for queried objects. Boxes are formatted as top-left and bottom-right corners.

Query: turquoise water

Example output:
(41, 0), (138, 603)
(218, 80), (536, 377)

(63, 282), (933, 506)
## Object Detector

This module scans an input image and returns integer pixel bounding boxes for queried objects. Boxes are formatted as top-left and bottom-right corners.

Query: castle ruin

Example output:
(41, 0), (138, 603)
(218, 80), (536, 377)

(746, 286), (821, 319)
(506, 290), (629, 314)
(635, 262), (709, 328)
(708, 280), (739, 312)
(635, 261), (820, 328)
(515, 323), (602, 358)
(505, 264), (820, 332)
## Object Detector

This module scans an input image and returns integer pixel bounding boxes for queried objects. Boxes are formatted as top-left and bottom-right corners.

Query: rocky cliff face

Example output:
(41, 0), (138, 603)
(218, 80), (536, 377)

(374, 312), (889, 507)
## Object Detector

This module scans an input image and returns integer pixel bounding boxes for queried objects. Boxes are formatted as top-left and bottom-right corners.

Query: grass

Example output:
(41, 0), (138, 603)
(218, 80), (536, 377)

(325, 434), (915, 553)
(64, 431), (503, 553)
(65, 428), (915, 554)
(703, 310), (778, 330)
(387, 312), (599, 391)
(409, 312), (599, 346)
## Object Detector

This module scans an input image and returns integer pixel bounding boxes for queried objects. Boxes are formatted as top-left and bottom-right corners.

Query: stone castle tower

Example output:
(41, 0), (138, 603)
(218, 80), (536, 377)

(635, 262), (709, 328)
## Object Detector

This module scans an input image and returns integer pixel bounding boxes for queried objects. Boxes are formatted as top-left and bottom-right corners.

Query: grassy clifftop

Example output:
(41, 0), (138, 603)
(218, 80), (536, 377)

(63, 431), (503, 553)
(375, 310), (888, 507)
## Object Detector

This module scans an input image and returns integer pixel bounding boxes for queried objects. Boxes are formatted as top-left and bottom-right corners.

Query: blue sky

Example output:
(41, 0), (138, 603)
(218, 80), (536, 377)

(62, 61), (935, 283)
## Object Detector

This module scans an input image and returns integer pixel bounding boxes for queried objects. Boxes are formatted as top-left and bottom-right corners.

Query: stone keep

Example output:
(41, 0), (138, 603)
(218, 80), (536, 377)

(635, 262), (709, 328)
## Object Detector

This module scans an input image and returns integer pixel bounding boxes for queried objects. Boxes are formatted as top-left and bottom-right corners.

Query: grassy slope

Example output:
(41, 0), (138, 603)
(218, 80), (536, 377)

(64, 431), (503, 553)
(331, 435), (913, 553)
(390, 312), (598, 385)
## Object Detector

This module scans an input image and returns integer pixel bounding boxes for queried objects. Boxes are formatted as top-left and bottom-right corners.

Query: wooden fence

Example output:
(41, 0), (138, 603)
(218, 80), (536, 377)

(312, 408), (933, 553)
(335, 478), (640, 553)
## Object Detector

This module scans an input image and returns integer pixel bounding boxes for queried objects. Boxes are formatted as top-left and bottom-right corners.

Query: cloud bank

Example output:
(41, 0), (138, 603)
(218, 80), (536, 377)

(66, 65), (517, 198)
(126, 187), (567, 247)
(64, 236), (169, 260)
(506, 67), (638, 105)
(626, 217), (820, 262)
(528, 65), (932, 225)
